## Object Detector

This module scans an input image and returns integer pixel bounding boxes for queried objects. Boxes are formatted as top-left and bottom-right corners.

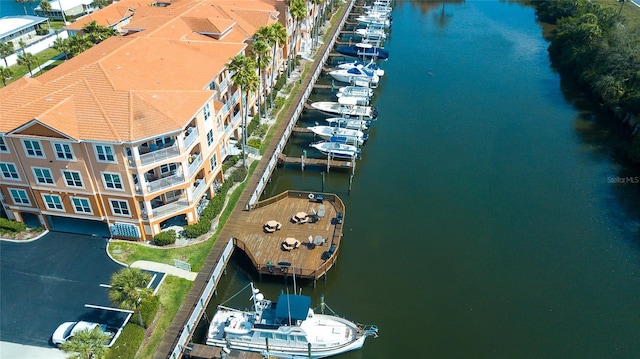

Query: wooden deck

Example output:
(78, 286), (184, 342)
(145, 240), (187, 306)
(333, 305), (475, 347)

(277, 154), (356, 170)
(233, 191), (344, 281)
(186, 344), (263, 359)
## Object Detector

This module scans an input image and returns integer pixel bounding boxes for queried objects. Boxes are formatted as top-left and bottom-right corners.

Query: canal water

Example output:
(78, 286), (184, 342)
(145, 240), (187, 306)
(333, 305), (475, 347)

(203, 1), (640, 358)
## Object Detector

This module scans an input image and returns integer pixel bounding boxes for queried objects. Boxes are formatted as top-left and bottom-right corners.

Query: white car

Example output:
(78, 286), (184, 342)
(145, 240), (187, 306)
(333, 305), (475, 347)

(51, 321), (111, 347)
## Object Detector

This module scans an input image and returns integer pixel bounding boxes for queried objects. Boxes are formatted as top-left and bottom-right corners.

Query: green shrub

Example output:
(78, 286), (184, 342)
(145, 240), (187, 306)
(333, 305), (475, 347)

(273, 96), (286, 112)
(183, 176), (237, 238)
(153, 230), (176, 246)
(0, 218), (26, 233)
(140, 295), (160, 328)
(222, 155), (240, 171)
(248, 138), (262, 148)
(231, 167), (247, 183)
(274, 75), (286, 92)
(105, 324), (144, 359)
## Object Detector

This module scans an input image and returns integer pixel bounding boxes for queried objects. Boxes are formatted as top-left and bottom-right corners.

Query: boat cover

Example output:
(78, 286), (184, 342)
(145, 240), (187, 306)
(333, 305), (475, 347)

(275, 294), (312, 322)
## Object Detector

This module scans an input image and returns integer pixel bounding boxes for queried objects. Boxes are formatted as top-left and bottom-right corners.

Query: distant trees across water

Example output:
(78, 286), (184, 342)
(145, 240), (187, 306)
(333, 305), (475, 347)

(534, 0), (640, 162)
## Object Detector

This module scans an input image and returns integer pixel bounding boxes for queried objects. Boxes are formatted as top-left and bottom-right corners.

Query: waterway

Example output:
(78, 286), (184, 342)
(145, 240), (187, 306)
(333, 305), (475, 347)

(203, 1), (640, 357)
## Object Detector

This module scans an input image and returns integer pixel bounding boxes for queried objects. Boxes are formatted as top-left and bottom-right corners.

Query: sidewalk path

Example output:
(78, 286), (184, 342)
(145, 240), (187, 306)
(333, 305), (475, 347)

(131, 260), (198, 281)
(0, 342), (68, 359)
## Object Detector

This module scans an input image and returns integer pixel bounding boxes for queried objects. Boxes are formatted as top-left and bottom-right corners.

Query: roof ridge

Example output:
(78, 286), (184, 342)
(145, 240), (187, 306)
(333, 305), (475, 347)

(83, 77), (122, 142)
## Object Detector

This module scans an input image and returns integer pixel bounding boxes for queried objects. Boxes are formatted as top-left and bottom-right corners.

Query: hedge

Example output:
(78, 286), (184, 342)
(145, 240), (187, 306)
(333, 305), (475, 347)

(153, 230), (176, 246)
(183, 177), (236, 238)
(140, 295), (160, 328)
(0, 218), (27, 233)
(105, 324), (145, 359)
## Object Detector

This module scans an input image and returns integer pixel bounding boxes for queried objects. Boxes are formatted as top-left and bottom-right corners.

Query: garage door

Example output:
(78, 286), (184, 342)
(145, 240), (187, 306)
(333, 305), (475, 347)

(46, 215), (111, 237)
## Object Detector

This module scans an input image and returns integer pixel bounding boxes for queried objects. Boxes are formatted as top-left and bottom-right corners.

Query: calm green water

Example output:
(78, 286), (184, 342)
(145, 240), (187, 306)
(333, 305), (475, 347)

(204, 1), (640, 357)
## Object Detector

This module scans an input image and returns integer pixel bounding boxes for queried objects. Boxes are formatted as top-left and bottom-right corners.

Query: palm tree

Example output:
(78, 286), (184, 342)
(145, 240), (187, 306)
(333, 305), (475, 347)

(286, 0), (307, 78)
(59, 327), (110, 359)
(17, 51), (38, 77)
(226, 54), (259, 168)
(68, 35), (93, 57)
(251, 39), (272, 118)
(53, 37), (70, 60)
(264, 23), (286, 107)
(0, 66), (12, 87)
(39, 0), (52, 12)
(83, 21), (117, 44)
(0, 42), (14, 67)
(108, 267), (153, 328)
(309, 0), (325, 49)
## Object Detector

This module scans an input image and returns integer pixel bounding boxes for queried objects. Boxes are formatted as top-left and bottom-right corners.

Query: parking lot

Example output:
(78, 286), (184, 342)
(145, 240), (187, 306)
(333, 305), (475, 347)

(1, 232), (126, 347)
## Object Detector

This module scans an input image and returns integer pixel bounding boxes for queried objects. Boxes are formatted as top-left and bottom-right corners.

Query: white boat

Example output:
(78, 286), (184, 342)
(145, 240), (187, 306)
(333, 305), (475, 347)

(363, 5), (392, 14)
(310, 101), (378, 119)
(337, 94), (370, 106)
(355, 14), (391, 28)
(336, 59), (384, 77)
(338, 86), (374, 98)
(325, 117), (372, 131)
(206, 284), (378, 357)
(355, 26), (387, 41)
(328, 66), (379, 86)
(308, 125), (368, 146)
(311, 141), (362, 160)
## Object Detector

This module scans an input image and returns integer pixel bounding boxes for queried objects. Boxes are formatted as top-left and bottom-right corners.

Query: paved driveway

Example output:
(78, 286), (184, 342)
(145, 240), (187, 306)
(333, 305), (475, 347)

(1, 232), (124, 347)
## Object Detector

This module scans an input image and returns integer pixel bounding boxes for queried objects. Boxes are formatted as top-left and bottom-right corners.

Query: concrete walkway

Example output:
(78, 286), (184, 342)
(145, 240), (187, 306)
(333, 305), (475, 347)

(131, 260), (198, 281)
(0, 342), (68, 359)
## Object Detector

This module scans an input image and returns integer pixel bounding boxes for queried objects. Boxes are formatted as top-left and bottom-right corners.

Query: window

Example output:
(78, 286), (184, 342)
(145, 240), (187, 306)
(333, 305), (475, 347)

(52, 142), (74, 160)
(160, 163), (178, 175)
(154, 137), (173, 148)
(95, 145), (115, 162)
(33, 167), (54, 185)
(42, 194), (63, 210)
(62, 171), (83, 187)
(164, 189), (182, 202)
(71, 197), (92, 214)
(103, 173), (123, 190)
(9, 189), (29, 205)
(0, 137), (8, 153)
(23, 140), (44, 158)
(207, 130), (214, 146)
(0, 163), (19, 180)
(203, 103), (211, 121)
(110, 200), (130, 216)
(210, 154), (218, 171)
(208, 81), (216, 90)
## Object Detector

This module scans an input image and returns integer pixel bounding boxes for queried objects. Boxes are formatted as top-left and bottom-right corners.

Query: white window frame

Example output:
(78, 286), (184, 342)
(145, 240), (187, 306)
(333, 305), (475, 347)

(23, 139), (45, 158)
(203, 103), (211, 121)
(207, 130), (214, 146)
(210, 154), (218, 171)
(42, 194), (64, 211)
(164, 189), (182, 202)
(102, 172), (123, 190)
(32, 167), (54, 185)
(0, 162), (20, 180)
(62, 170), (83, 188)
(95, 144), (116, 163)
(52, 142), (75, 160)
(9, 188), (30, 205)
(70, 196), (93, 214)
(0, 137), (8, 153)
(109, 199), (131, 217)
(160, 163), (178, 175)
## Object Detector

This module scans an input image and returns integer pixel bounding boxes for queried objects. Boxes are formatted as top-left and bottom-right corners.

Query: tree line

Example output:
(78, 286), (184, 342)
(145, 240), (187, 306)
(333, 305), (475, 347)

(533, 0), (640, 162)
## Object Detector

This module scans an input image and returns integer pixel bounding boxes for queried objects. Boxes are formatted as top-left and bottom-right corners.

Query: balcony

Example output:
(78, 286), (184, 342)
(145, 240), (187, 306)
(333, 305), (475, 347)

(152, 199), (189, 219)
(187, 154), (203, 178)
(221, 102), (231, 115)
(147, 172), (185, 194)
(139, 145), (181, 166)
(192, 178), (207, 201)
(183, 128), (199, 150)
(219, 79), (228, 93)
(231, 91), (240, 104)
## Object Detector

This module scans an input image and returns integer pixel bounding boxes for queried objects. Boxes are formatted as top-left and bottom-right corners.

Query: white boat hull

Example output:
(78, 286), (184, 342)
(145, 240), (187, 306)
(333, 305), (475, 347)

(310, 101), (377, 119)
(325, 117), (371, 131)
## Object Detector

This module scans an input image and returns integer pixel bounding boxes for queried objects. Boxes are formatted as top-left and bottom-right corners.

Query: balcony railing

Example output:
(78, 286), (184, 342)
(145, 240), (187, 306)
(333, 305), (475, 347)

(139, 145), (181, 166)
(187, 154), (203, 178)
(183, 128), (199, 149)
(147, 172), (185, 193)
(219, 79), (228, 93)
(221, 102), (231, 115)
(152, 199), (189, 219)
(192, 179), (207, 201)
(231, 91), (239, 104)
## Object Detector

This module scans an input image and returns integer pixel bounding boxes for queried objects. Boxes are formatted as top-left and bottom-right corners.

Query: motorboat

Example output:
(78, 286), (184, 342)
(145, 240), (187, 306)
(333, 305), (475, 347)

(310, 101), (378, 119)
(308, 125), (368, 146)
(311, 141), (362, 160)
(355, 26), (387, 41)
(337, 94), (370, 106)
(325, 117), (372, 131)
(335, 43), (389, 60)
(355, 14), (391, 28)
(336, 59), (384, 77)
(328, 66), (379, 86)
(206, 283), (378, 357)
(338, 86), (375, 99)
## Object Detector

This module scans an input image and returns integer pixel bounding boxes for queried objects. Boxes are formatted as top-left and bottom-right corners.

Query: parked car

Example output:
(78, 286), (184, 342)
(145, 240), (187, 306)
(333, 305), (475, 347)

(51, 321), (112, 347)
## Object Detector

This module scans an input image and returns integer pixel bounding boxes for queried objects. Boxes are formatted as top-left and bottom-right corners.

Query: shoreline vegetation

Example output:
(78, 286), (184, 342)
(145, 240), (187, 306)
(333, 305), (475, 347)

(532, 0), (640, 161)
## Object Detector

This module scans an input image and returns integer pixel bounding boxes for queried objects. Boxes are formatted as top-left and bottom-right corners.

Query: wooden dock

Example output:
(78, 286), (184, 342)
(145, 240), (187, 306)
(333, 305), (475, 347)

(278, 154), (356, 171)
(232, 191), (344, 282)
(186, 344), (262, 359)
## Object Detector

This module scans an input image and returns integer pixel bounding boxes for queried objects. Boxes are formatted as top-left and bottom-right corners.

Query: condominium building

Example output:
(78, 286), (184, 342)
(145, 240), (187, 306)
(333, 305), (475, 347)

(0, 0), (287, 240)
